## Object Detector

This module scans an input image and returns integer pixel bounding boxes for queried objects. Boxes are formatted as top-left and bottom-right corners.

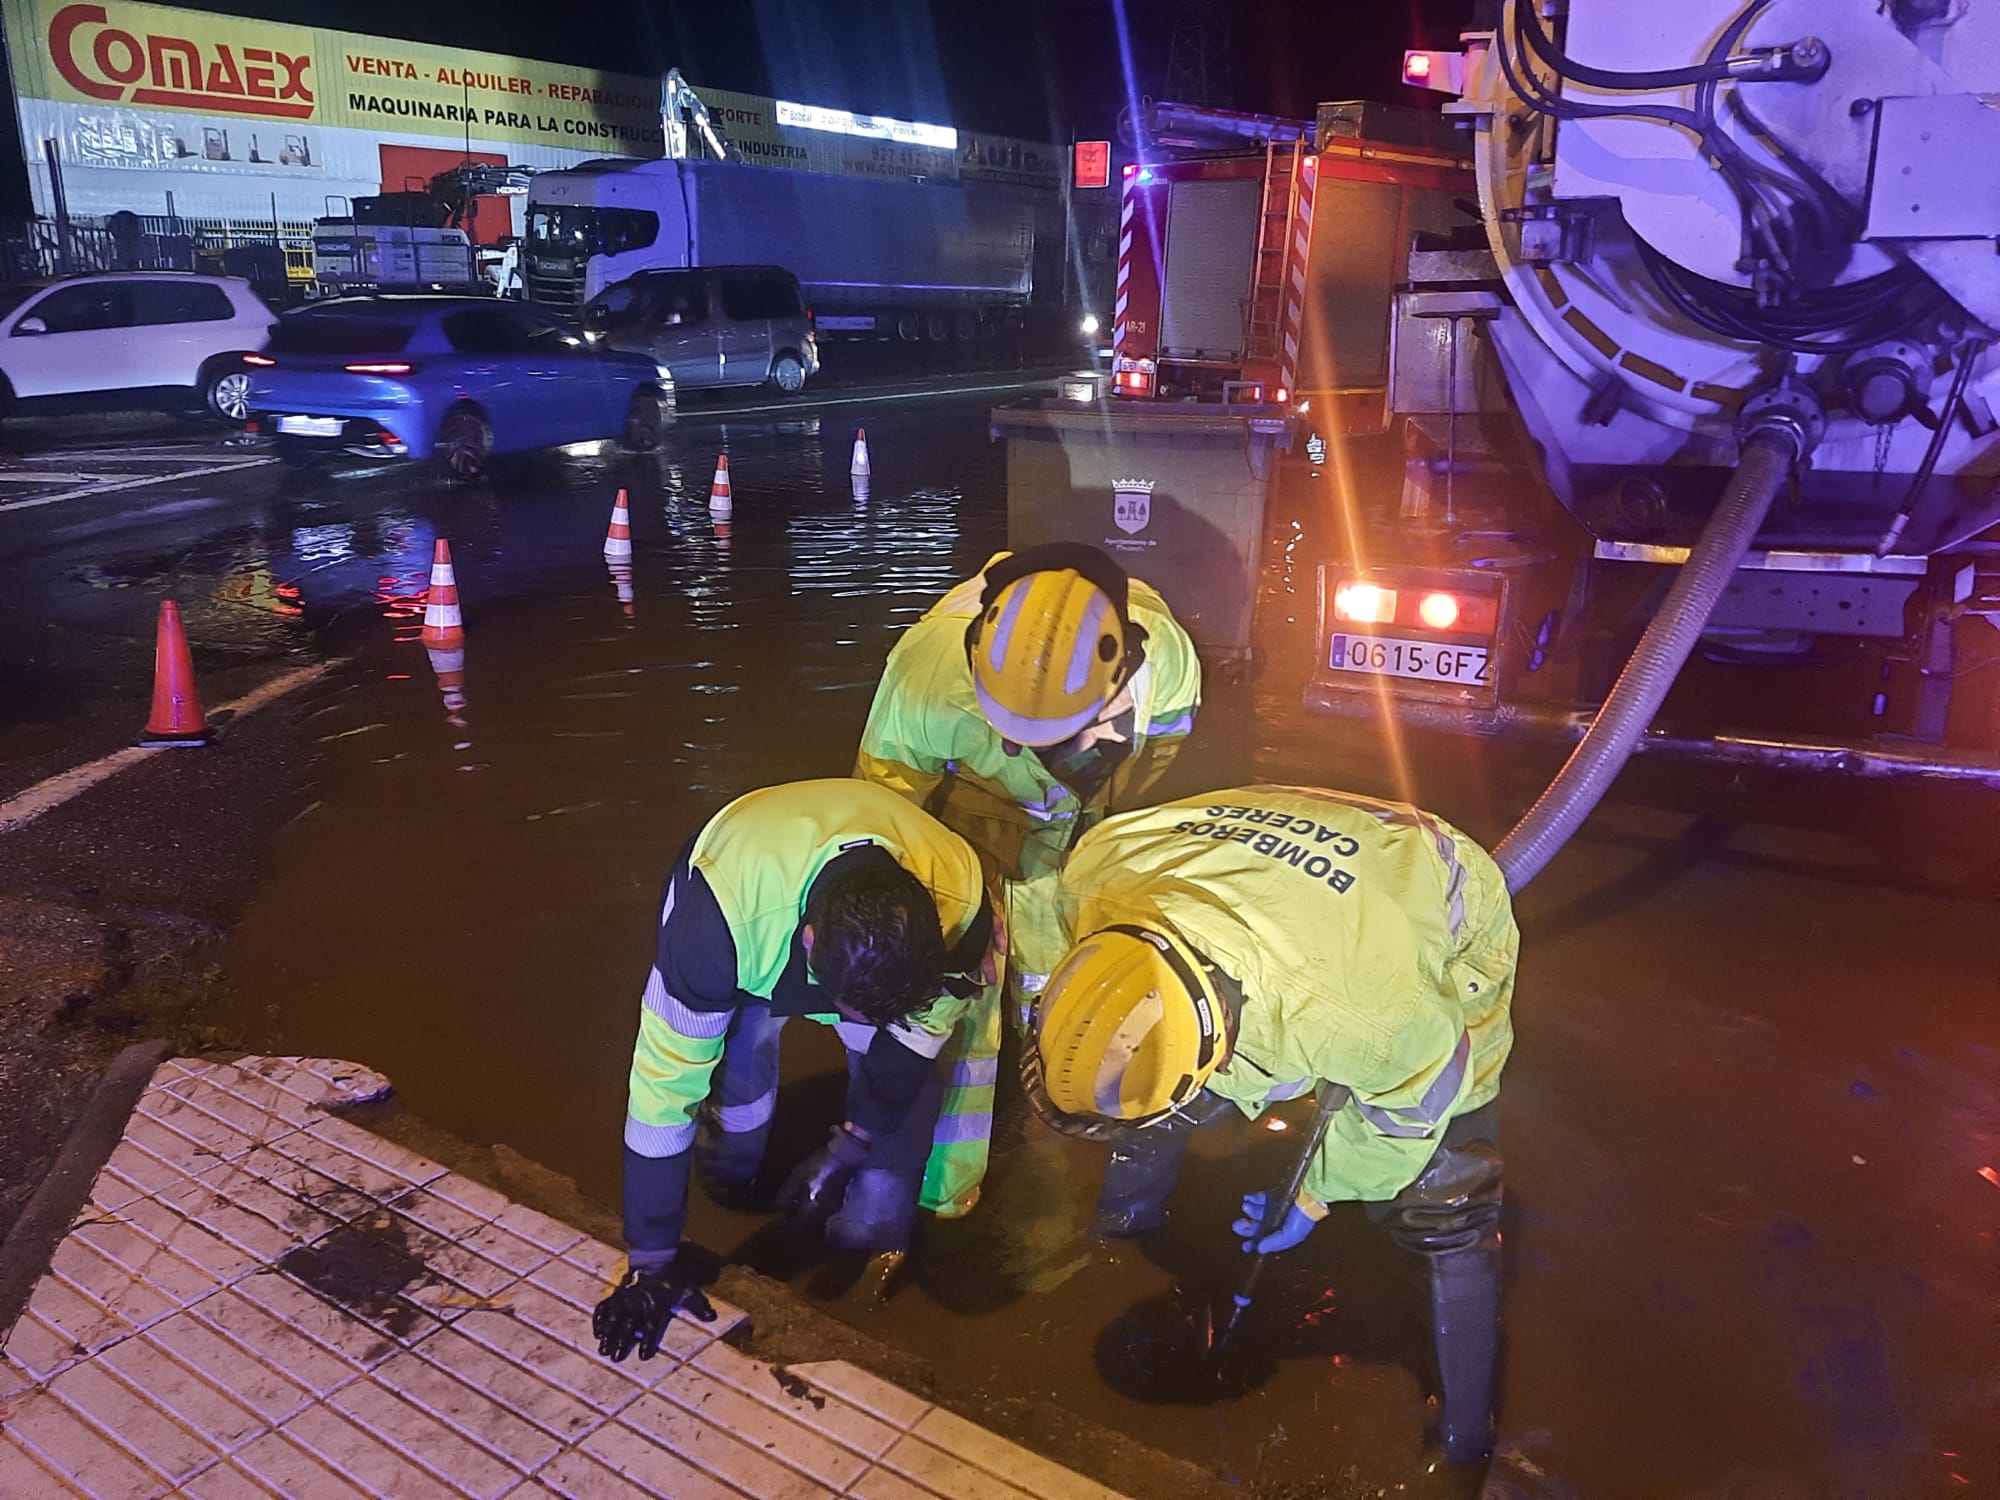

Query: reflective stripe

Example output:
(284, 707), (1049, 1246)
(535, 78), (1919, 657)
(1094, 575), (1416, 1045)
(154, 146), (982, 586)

(831, 1020), (875, 1055)
(986, 584), (1029, 672)
(716, 1092), (776, 1132)
(889, 1020), (952, 1059)
(1145, 711), (1195, 738)
(642, 967), (733, 1039)
(1065, 592), (1110, 695)
(950, 1057), (999, 1089)
(1263, 1077), (1312, 1102)
(1356, 1030), (1471, 1139)
(624, 1114), (696, 1157)
(1417, 813), (1468, 941)
(932, 1111), (993, 1144)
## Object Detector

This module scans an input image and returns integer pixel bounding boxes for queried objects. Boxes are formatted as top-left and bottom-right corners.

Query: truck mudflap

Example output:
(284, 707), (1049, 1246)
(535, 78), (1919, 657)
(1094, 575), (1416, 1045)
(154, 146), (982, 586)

(1299, 686), (2000, 787)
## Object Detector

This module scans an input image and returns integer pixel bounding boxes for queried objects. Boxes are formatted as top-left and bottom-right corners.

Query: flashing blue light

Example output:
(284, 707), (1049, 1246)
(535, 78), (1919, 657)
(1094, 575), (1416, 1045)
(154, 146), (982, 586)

(1136, 168), (1154, 184)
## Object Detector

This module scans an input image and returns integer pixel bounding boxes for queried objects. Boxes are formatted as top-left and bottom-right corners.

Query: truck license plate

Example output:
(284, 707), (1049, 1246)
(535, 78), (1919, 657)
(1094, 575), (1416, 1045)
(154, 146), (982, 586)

(1329, 634), (1490, 686)
(277, 415), (342, 437)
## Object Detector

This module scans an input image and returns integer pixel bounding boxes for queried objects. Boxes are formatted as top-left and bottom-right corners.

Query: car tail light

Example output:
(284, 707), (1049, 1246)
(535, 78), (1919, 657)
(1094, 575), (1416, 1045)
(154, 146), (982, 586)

(1418, 591), (1460, 630)
(1114, 369), (1153, 395)
(1333, 581), (1399, 625)
(344, 361), (413, 375)
(242, 353), (275, 367)
(1273, 386), (1289, 404)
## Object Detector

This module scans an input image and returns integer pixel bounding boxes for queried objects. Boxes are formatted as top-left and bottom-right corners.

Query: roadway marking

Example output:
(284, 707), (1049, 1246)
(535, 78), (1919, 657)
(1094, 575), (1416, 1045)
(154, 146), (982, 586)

(687, 376), (1057, 420)
(0, 454), (275, 514)
(0, 662), (335, 835)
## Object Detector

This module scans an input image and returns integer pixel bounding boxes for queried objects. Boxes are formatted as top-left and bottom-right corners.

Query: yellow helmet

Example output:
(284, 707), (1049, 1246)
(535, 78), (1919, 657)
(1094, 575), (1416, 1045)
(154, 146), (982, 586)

(1035, 923), (1228, 1122)
(968, 566), (1129, 746)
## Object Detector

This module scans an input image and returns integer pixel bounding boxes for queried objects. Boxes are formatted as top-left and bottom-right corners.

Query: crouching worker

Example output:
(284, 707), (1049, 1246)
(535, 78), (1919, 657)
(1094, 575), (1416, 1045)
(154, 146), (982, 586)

(856, 543), (1202, 1215)
(594, 779), (1000, 1363)
(1022, 785), (1517, 1462)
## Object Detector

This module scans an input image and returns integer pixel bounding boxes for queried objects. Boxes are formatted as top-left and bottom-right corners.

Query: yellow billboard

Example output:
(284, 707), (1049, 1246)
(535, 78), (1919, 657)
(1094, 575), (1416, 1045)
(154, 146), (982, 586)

(15, 0), (664, 154)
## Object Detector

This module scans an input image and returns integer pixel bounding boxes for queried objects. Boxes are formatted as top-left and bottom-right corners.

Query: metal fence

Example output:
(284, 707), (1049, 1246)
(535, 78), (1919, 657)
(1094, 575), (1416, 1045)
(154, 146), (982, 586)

(0, 214), (317, 298)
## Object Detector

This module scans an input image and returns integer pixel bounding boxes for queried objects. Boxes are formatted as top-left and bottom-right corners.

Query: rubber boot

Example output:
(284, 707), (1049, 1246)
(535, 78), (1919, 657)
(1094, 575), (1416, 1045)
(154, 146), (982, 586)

(826, 1167), (917, 1253)
(1428, 1229), (1502, 1464)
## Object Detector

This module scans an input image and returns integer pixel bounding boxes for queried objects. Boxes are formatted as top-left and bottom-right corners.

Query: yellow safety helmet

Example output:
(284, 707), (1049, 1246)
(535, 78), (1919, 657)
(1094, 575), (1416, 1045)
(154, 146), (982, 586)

(1035, 923), (1228, 1123)
(967, 555), (1134, 747)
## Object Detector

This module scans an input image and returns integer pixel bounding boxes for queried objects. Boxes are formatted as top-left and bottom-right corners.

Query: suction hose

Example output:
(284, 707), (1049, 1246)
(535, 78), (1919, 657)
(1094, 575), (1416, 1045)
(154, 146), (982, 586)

(1494, 403), (1817, 892)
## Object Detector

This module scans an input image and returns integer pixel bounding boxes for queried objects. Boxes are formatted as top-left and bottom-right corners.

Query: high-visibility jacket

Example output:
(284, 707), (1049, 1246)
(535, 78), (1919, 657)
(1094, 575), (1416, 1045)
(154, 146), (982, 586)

(854, 556), (1202, 1212)
(622, 781), (992, 1257)
(1054, 785), (1518, 1206)
(855, 554), (1203, 888)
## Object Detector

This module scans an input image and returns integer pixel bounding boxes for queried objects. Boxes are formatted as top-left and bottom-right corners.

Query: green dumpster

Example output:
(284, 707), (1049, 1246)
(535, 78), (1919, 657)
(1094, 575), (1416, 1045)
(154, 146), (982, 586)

(989, 400), (1294, 659)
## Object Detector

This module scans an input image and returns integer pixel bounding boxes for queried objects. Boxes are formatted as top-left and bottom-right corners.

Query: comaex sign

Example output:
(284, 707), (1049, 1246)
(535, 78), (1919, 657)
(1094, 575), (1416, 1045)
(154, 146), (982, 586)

(50, 2), (315, 119)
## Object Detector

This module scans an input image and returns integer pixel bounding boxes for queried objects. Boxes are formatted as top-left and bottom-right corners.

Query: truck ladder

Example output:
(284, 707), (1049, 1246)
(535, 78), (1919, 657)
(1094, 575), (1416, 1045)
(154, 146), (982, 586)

(1243, 140), (1301, 378)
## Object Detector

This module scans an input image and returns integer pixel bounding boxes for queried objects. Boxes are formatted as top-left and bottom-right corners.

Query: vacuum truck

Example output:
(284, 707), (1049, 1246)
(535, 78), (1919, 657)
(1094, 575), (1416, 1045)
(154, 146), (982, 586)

(1283, 0), (2000, 882)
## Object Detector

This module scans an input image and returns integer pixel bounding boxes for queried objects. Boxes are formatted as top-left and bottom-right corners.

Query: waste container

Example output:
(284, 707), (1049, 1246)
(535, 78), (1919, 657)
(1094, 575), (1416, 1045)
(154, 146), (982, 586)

(989, 399), (1293, 660)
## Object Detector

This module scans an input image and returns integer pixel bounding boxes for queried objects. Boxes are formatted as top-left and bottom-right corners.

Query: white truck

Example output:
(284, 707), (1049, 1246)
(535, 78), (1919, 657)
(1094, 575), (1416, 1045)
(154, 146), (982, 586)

(1282, 0), (2000, 885)
(522, 157), (1036, 340)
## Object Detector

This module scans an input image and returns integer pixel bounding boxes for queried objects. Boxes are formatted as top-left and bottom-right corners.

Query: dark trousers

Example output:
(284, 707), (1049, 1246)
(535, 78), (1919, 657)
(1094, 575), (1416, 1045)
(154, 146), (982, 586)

(1098, 1092), (1504, 1464)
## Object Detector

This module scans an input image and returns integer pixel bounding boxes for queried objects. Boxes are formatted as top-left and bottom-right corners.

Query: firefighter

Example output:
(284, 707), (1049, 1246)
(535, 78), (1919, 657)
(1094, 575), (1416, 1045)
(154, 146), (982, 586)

(855, 542), (1202, 1215)
(1023, 785), (1516, 1463)
(593, 779), (1001, 1363)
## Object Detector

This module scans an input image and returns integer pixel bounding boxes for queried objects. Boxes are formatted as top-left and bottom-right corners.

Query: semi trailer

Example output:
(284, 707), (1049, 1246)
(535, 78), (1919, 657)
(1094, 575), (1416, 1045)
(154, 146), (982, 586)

(523, 157), (1036, 339)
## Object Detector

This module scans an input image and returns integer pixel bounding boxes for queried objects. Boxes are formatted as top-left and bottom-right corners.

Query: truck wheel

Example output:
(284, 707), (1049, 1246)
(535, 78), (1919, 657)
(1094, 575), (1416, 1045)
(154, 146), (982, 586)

(435, 406), (491, 483)
(202, 360), (253, 424)
(623, 389), (666, 451)
(768, 353), (806, 394)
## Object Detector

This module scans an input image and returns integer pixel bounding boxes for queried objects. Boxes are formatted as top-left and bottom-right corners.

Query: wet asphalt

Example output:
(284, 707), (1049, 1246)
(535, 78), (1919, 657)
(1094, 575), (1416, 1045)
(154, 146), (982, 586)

(0, 379), (1995, 1499)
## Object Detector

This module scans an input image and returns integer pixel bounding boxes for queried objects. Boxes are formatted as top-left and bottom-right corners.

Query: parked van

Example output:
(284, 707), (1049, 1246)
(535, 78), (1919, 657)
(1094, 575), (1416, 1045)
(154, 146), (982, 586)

(581, 265), (817, 394)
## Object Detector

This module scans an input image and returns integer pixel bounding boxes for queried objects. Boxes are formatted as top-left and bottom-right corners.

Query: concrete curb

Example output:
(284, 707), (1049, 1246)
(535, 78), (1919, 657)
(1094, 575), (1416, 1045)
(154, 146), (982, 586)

(0, 1039), (173, 1342)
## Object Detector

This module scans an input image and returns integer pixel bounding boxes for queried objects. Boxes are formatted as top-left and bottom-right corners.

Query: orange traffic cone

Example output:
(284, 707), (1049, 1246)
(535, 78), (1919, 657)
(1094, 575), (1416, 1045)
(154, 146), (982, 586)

(140, 600), (208, 746)
(421, 539), (465, 648)
(708, 454), (733, 518)
(603, 489), (633, 560)
(850, 427), (870, 477)
(712, 518), (733, 550)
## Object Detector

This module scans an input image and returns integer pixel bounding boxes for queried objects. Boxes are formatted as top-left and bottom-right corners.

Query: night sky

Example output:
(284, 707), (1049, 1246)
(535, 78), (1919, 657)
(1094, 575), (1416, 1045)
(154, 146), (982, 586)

(146, 0), (1480, 142)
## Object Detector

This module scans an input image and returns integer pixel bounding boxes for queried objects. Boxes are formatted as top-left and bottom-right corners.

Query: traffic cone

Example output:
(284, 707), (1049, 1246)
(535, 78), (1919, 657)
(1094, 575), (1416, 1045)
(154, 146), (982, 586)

(603, 489), (633, 560)
(850, 427), (870, 477)
(427, 645), (468, 730)
(421, 539), (465, 648)
(851, 473), (870, 506)
(708, 454), (733, 518)
(140, 600), (208, 746)
(712, 518), (732, 550)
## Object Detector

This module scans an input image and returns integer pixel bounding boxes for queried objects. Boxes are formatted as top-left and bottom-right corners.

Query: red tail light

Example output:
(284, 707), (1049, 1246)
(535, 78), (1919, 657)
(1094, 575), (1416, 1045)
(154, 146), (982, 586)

(344, 361), (413, 375)
(1114, 370), (1153, 395)
(242, 353), (275, 367)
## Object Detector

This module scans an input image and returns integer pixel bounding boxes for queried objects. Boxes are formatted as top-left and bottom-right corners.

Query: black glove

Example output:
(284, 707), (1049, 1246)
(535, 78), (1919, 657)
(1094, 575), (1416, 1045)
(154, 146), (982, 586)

(775, 1124), (872, 1225)
(591, 1260), (717, 1363)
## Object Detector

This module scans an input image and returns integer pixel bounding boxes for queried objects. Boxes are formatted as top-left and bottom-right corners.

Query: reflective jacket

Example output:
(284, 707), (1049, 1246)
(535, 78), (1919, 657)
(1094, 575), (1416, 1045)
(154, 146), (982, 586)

(1054, 785), (1517, 1205)
(622, 780), (990, 1258)
(854, 555), (1202, 885)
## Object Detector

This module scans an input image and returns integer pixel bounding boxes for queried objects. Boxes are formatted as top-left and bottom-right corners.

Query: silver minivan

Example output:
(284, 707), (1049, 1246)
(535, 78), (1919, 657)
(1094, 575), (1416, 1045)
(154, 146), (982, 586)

(581, 265), (818, 394)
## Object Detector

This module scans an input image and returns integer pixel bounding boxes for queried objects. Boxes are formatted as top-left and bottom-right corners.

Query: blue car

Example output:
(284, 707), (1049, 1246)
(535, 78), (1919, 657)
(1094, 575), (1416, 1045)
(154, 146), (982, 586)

(245, 296), (672, 479)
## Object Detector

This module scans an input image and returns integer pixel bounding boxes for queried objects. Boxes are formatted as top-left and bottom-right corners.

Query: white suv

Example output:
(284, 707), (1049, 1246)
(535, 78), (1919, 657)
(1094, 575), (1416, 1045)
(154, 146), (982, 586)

(0, 272), (278, 424)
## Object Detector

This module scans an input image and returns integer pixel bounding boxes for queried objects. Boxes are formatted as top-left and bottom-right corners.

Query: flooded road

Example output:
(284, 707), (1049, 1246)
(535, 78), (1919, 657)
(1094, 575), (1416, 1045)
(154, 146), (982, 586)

(6, 391), (1994, 1497)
